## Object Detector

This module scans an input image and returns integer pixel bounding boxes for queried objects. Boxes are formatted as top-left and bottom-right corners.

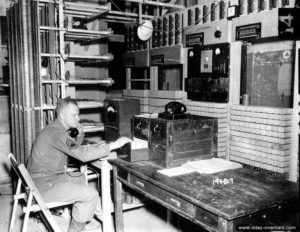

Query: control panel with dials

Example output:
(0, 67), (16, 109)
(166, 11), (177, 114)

(186, 43), (230, 103)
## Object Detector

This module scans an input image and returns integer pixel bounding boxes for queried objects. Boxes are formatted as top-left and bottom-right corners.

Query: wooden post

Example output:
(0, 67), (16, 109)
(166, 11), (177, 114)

(150, 66), (158, 90)
(58, 0), (66, 98)
(7, 8), (17, 159)
(289, 41), (300, 182)
(48, 3), (58, 106)
(126, 67), (132, 89)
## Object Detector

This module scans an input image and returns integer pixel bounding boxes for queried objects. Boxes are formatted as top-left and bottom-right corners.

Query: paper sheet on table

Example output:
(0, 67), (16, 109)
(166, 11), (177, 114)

(158, 158), (242, 177)
(182, 158), (242, 174)
(131, 138), (148, 150)
(157, 166), (194, 177)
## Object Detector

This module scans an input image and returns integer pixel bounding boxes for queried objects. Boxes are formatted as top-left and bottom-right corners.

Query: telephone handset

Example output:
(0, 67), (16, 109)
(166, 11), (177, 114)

(158, 101), (188, 120)
(68, 127), (79, 138)
(165, 101), (186, 115)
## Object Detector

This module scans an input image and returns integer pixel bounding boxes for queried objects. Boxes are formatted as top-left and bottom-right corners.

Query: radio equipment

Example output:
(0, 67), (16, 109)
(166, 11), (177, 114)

(132, 109), (218, 168)
(149, 114), (218, 167)
(186, 43), (230, 103)
(104, 98), (140, 141)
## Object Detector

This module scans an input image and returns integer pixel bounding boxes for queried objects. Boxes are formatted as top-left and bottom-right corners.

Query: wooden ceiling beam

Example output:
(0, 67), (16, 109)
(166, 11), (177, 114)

(162, 0), (181, 15)
(120, 0), (185, 9)
(108, 10), (154, 19)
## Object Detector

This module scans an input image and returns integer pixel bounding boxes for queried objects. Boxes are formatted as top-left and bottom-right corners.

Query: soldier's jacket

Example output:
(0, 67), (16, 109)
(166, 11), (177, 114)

(27, 119), (110, 178)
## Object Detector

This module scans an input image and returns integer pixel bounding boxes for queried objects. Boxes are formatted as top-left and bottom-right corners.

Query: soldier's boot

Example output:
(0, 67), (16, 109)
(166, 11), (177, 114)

(68, 218), (86, 232)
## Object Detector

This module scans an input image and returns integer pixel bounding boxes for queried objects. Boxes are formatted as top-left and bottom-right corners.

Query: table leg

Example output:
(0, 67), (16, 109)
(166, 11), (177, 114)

(101, 161), (113, 232)
(166, 209), (182, 232)
(112, 166), (124, 232)
(218, 217), (233, 232)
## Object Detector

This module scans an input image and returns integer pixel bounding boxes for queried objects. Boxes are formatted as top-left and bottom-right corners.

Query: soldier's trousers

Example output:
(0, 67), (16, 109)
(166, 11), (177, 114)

(33, 172), (99, 223)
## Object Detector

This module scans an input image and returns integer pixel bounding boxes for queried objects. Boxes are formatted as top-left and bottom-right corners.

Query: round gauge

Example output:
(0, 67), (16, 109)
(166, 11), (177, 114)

(283, 50), (291, 60)
(106, 105), (117, 122)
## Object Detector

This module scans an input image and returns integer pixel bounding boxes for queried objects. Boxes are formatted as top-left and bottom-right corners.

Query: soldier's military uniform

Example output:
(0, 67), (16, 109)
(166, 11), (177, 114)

(27, 119), (110, 223)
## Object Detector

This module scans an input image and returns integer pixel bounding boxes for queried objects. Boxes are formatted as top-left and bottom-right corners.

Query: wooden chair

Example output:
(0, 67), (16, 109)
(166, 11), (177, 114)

(7, 153), (73, 232)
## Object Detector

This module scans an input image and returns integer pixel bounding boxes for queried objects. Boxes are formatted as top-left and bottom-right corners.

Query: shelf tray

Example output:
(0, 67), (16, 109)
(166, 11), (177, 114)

(64, 2), (111, 21)
(39, 26), (112, 43)
(65, 28), (112, 42)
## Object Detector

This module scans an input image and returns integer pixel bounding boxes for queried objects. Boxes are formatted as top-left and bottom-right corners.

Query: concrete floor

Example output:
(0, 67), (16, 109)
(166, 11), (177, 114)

(0, 195), (205, 232)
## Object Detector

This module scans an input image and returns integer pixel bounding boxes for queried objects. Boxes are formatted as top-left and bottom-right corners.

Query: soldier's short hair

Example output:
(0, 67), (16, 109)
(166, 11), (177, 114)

(56, 97), (78, 117)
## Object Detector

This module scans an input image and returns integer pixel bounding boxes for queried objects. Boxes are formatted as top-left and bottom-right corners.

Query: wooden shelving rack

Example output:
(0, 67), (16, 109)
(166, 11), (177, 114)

(37, 0), (114, 135)
(7, 0), (114, 162)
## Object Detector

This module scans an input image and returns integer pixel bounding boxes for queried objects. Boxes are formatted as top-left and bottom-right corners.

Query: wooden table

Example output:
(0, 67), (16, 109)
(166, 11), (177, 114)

(90, 157), (146, 232)
(109, 159), (299, 232)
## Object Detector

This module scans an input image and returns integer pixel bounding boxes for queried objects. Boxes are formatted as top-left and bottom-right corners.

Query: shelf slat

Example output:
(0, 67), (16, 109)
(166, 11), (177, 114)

(68, 79), (114, 85)
(41, 101), (104, 110)
(68, 54), (113, 60)
(41, 53), (113, 62)
(77, 101), (104, 109)
(42, 104), (56, 110)
(41, 80), (65, 84)
(83, 125), (104, 133)
(129, 79), (150, 82)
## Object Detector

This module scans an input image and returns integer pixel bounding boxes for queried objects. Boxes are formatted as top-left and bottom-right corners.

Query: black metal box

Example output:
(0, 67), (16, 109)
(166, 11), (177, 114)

(104, 98), (140, 141)
(133, 114), (218, 167)
(104, 98), (140, 128)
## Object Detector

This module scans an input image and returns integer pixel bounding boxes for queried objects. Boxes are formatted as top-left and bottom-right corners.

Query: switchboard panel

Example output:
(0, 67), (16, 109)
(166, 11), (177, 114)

(186, 43), (230, 103)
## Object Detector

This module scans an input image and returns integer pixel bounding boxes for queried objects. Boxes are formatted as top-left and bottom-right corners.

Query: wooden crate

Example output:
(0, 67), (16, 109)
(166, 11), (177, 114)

(146, 114), (218, 167)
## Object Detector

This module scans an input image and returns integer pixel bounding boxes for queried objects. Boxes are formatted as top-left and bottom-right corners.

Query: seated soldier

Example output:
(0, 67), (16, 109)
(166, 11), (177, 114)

(27, 97), (131, 232)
